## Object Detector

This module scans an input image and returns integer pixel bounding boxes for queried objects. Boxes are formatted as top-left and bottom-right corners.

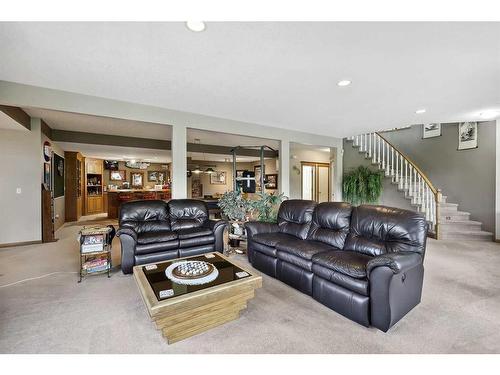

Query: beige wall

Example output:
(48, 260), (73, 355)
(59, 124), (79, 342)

(289, 143), (331, 200)
(0, 124), (42, 244)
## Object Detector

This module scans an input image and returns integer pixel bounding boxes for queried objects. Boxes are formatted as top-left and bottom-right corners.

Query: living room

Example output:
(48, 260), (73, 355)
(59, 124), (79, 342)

(1, 1), (500, 373)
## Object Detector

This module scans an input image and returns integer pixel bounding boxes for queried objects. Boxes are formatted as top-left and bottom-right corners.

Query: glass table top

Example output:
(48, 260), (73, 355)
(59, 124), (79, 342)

(142, 253), (251, 301)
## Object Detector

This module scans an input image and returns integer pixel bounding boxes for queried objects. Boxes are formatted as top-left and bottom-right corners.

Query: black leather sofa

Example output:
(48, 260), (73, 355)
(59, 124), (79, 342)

(245, 200), (427, 332)
(116, 199), (227, 274)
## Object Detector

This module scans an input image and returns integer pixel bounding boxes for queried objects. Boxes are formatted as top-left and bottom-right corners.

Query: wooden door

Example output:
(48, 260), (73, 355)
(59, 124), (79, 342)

(301, 162), (331, 202)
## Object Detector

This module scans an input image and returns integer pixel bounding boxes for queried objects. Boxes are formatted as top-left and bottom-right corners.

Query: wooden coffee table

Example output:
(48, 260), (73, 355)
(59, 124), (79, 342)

(133, 252), (262, 344)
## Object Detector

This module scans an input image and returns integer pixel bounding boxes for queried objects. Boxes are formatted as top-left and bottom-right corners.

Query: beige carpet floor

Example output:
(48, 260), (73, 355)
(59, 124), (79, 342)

(1, 221), (500, 354)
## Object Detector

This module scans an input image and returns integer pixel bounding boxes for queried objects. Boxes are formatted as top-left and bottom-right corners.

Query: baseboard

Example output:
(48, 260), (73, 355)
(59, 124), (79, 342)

(0, 240), (43, 249)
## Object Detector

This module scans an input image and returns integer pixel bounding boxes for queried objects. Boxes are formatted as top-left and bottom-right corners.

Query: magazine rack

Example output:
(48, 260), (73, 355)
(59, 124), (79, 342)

(78, 226), (113, 283)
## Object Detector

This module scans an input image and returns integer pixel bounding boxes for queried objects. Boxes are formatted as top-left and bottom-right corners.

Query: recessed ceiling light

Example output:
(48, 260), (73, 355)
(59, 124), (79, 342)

(415, 109), (426, 114)
(337, 80), (351, 87)
(479, 110), (500, 119)
(186, 21), (206, 32)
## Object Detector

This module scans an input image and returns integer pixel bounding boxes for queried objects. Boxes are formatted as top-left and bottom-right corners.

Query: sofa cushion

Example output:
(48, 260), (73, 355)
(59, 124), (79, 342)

(169, 199), (208, 230)
(252, 232), (297, 248)
(277, 200), (317, 239)
(135, 240), (179, 255)
(312, 250), (372, 279)
(250, 241), (278, 258)
(344, 205), (427, 257)
(119, 200), (170, 233)
(307, 202), (352, 248)
(137, 230), (178, 244)
(176, 227), (213, 239)
(179, 234), (215, 249)
(276, 239), (334, 260)
(277, 251), (313, 271)
(312, 263), (369, 296)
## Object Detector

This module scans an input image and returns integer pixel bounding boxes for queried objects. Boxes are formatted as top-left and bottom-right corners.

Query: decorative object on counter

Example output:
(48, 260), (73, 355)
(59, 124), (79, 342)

(110, 170), (126, 181)
(78, 225), (115, 283)
(125, 160), (150, 169)
(130, 172), (144, 188)
(422, 123), (441, 139)
(104, 160), (119, 170)
(165, 260), (219, 285)
(264, 173), (278, 190)
(458, 122), (478, 150)
(210, 171), (227, 185)
(343, 165), (383, 205)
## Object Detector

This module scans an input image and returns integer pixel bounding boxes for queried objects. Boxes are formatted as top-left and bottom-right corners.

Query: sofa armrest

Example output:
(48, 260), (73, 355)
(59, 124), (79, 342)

(368, 251), (424, 332)
(116, 228), (138, 242)
(208, 219), (228, 253)
(367, 252), (422, 277)
(116, 228), (138, 274)
(208, 219), (228, 233)
(244, 221), (279, 239)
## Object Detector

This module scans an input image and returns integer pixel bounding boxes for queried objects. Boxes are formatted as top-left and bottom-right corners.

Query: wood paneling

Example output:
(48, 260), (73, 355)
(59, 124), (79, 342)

(85, 158), (104, 215)
(65, 151), (84, 221)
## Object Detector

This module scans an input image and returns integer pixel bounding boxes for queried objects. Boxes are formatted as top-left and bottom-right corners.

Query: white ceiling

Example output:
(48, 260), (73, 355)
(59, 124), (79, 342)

(1, 22), (499, 137)
(0, 110), (28, 131)
(56, 142), (172, 163)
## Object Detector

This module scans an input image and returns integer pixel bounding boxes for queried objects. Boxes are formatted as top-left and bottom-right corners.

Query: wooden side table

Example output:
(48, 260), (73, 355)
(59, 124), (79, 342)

(225, 220), (247, 256)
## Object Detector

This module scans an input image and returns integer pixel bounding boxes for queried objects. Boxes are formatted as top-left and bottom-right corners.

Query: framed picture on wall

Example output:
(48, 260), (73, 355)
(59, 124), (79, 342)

(210, 171), (227, 185)
(131, 172), (144, 188)
(265, 174), (278, 190)
(458, 122), (478, 150)
(422, 123), (441, 138)
(148, 171), (166, 182)
(148, 171), (159, 182)
(110, 170), (126, 181)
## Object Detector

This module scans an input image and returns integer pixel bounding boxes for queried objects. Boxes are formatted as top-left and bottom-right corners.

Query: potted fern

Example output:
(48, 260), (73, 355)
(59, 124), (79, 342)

(343, 166), (383, 205)
(249, 192), (286, 223)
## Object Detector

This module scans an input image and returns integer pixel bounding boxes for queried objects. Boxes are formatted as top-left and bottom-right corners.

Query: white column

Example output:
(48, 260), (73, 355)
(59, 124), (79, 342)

(331, 146), (343, 202)
(496, 119), (500, 240)
(279, 138), (290, 198)
(171, 124), (187, 199)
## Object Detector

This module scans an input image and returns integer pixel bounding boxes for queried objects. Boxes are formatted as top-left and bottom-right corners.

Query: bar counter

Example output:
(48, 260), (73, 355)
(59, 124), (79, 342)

(107, 189), (172, 219)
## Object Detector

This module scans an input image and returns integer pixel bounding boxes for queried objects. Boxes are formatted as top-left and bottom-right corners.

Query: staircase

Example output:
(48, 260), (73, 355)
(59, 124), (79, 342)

(347, 132), (493, 241)
(438, 196), (493, 241)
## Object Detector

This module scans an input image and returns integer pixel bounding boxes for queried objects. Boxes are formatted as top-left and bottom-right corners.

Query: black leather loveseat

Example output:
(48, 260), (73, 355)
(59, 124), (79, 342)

(245, 200), (427, 332)
(116, 199), (227, 274)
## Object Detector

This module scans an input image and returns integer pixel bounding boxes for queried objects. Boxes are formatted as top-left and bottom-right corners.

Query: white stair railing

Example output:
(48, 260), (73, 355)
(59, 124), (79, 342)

(348, 132), (441, 238)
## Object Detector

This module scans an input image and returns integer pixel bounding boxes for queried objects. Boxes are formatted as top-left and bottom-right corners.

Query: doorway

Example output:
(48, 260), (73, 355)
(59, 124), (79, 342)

(301, 162), (330, 202)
